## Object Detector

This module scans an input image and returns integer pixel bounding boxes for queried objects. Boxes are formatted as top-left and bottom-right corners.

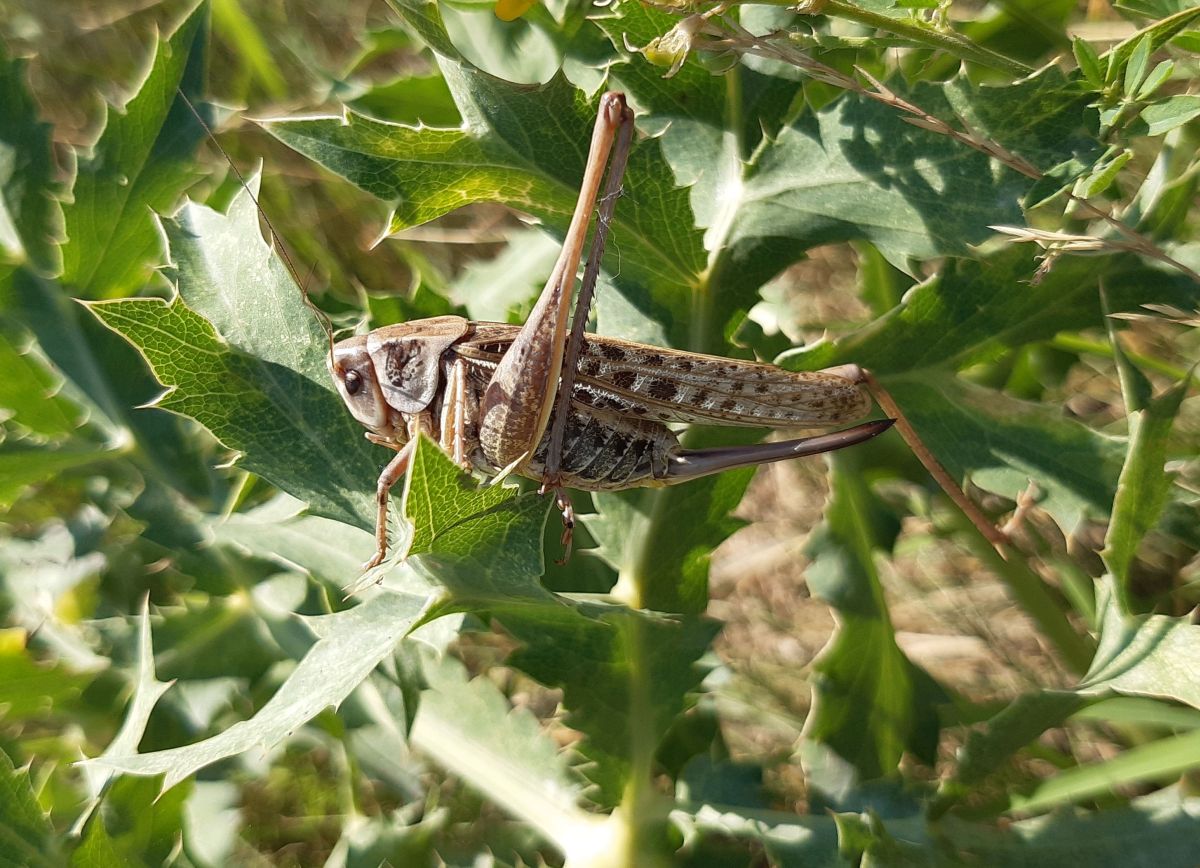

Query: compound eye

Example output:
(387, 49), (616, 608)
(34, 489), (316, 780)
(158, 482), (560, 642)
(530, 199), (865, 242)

(344, 369), (364, 397)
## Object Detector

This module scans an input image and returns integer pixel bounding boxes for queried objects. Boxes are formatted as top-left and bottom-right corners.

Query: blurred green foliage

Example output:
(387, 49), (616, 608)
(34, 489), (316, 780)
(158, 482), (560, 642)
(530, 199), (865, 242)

(1, 0), (1199, 865)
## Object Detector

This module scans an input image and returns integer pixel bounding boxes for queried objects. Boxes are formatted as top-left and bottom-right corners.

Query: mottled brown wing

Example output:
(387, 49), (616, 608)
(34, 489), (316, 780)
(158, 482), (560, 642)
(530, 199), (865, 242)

(453, 325), (870, 429)
(572, 337), (869, 427)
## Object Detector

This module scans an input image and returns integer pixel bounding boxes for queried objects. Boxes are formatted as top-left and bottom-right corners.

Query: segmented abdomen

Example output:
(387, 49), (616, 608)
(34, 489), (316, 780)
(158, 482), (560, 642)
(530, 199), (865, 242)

(523, 403), (677, 490)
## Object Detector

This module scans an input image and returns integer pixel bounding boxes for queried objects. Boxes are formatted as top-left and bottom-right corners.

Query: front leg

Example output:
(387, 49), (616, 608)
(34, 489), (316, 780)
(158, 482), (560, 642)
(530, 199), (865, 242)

(363, 415), (430, 571)
(438, 357), (473, 471)
(364, 438), (415, 571)
(478, 92), (631, 473)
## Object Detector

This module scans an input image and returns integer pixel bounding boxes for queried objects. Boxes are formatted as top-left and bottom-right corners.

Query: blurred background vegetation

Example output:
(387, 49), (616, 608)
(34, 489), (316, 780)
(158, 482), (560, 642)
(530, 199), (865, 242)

(1, 0), (1199, 865)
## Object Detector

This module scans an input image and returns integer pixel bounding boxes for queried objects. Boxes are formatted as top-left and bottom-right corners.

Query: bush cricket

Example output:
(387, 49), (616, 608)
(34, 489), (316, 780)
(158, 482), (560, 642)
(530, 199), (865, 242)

(322, 92), (896, 569)
(181, 84), (1014, 574)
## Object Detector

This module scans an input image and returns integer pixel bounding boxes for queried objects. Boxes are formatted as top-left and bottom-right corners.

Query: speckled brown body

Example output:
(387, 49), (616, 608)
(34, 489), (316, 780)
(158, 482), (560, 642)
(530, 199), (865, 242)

(430, 320), (871, 491)
(325, 91), (890, 570)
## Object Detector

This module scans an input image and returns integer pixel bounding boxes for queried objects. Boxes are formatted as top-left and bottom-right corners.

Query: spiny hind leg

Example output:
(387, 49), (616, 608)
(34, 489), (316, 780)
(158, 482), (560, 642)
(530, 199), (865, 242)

(478, 92), (630, 471)
(851, 367), (1011, 552)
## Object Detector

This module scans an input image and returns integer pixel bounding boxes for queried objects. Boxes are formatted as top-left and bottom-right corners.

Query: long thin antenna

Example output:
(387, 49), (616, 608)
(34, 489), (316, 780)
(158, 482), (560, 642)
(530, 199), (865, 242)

(177, 89), (336, 361)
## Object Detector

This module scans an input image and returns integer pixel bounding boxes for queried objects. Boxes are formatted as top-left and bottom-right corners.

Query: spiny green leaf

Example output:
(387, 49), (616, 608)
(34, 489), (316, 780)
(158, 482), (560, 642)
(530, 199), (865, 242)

(501, 601), (719, 778)
(60, 3), (209, 298)
(778, 250), (1196, 533)
(79, 604), (171, 811)
(0, 747), (59, 868)
(404, 433), (521, 557)
(86, 185), (385, 531)
(883, 373), (1127, 533)
(0, 330), (85, 440)
(604, 1), (1096, 322)
(88, 292), (378, 530)
(266, 65), (704, 346)
(783, 250), (1198, 377)
(594, 1), (820, 347)
(802, 455), (942, 778)
(410, 655), (586, 844)
(0, 48), (65, 278)
(164, 182), (331, 386)
(402, 435), (551, 599)
(726, 68), (1095, 269)
(938, 66), (1100, 171)
(404, 442), (721, 793)
(91, 590), (427, 791)
(1081, 577), (1200, 711)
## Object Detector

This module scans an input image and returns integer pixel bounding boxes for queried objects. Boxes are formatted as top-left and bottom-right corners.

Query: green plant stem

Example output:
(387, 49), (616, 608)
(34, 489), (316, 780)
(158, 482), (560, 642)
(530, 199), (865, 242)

(749, 0), (1034, 77)
(952, 512), (1095, 675)
(687, 68), (744, 357)
(613, 616), (674, 868)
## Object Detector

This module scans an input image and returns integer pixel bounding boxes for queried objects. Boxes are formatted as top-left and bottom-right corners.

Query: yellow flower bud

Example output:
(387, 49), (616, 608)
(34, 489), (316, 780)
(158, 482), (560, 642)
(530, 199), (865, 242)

(495, 0), (537, 22)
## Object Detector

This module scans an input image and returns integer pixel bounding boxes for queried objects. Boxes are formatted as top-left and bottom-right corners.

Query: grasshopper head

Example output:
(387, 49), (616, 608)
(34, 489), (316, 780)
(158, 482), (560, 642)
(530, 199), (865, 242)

(330, 336), (400, 437)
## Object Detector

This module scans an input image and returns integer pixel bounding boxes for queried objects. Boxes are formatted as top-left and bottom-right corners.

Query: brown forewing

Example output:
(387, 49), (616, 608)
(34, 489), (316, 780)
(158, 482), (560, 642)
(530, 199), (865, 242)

(452, 324), (869, 429)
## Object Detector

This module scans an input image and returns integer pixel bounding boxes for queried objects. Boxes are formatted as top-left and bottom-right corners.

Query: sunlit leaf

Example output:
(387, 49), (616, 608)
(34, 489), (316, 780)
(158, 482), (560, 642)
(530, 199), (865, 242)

(87, 185), (384, 531)
(1141, 94), (1200, 136)
(266, 65), (704, 346)
(410, 655), (587, 848)
(1081, 577), (1200, 711)
(781, 249), (1198, 532)
(60, 4), (209, 298)
(91, 590), (427, 790)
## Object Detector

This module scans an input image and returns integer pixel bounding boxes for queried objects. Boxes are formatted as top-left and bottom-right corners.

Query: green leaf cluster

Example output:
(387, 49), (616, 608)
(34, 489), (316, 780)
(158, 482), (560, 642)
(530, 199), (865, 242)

(2, 0), (1199, 865)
